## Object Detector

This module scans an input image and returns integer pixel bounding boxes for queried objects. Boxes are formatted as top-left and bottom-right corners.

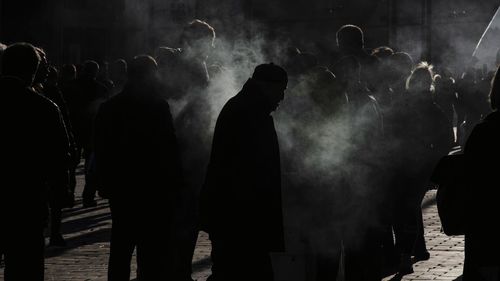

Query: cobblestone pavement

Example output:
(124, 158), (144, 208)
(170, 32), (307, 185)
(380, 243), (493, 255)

(0, 165), (464, 281)
(381, 191), (464, 281)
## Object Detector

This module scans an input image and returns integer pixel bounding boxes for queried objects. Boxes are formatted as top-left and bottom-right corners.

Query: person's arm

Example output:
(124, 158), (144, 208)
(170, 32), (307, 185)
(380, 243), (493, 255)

(157, 98), (184, 186)
(45, 104), (71, 207)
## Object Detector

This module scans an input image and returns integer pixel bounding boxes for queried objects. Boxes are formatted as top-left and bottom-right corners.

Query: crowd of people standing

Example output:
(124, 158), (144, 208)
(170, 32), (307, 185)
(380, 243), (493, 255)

(0, 19), (499, 281)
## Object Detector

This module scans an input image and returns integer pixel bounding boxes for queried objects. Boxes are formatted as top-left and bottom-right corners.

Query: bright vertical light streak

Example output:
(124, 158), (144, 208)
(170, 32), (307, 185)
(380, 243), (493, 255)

(473, 5), (500, 56)
(472, 5), (500, 69)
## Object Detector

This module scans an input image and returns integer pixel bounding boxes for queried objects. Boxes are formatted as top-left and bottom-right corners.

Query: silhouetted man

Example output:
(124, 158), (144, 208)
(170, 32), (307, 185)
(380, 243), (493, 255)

(163, 19), (216, 281)
(109, 59), (127, 97)
(278, 66), (346, 281)
(94, 55), (183, 281)
(42, 65), (78, 246)
(200, 63), (287, 281)
(67, 60), (108, 207)
(336, 24), (380, 92)
(331, 55), (385, 281)
(0, 42), (70, 281)
(463, 66), (500, 281)
(388, 62), (453, 276)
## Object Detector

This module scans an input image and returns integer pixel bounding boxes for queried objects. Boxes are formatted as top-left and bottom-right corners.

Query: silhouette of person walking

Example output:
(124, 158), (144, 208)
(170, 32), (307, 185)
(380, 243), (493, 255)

(200, 63), (287, 281)
(164, 19), (217, 281)
(94, 55), (184, 281)
(463, 66), (500, 281)
(335, 24), (379, 92)
(0, 42), (70, 281)
(388, 62), (454, 275)
(67, 60), (108, 208)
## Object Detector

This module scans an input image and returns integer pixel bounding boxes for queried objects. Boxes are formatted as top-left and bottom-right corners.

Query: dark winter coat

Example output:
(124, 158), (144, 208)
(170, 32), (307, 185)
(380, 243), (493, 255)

(200, 79), (285, 252)
(464, 111), (500, 266)
(0, 76), (70, 227)
(94, 80), (183, 208)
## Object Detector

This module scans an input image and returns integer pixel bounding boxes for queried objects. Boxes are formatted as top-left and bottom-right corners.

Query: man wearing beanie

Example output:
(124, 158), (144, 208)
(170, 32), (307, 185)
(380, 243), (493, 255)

(200, 63), (288, 281)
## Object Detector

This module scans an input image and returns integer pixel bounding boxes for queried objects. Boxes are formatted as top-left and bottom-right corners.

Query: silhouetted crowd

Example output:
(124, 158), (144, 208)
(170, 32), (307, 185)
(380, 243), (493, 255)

(0, 20), (499, 281)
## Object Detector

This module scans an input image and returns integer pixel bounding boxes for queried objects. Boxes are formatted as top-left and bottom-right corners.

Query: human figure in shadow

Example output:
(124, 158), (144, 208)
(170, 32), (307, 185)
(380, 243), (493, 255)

(381, 51), (415, 268)
(66, 60), (108, 208)
(200, 63), (287, 281)
(109, 59), (127, 97)
(331, 55), (385, 281)
(31, 48), (75, 247)
(386, 52), (414, 99)
(94, 55), (184, 281)
(371, 46), (394, 60)
(370, 46), (395, 111)
(161, 19), (213, 99)
(476, 70), (495, 119)
(59, 64), (77, 99)
(462, 66), (500, 281)
(387, 62), (454, 276)
(41, 65), (78, 246)
(97, 61), (115, 91)
(335, 24), (380, 93)
(155, 46), (183, 100)
(434, 67), (458, 128)
(284, 65), (347, 281)
(456, 67), (477, 145)
(161, 19), (217, 281)
(58, 64), (81, 202)
(0, 42), (70, 281)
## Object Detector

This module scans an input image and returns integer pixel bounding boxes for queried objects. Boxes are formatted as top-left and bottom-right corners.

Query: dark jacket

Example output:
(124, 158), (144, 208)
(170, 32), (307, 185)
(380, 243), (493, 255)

(94, 81), (183, 207)
(0, 76), (70, 226)
(388, 93), (454, 185)
(464, 110), (500, 265)
(200, 79), (285, 252)
(66, 77), (108, 150)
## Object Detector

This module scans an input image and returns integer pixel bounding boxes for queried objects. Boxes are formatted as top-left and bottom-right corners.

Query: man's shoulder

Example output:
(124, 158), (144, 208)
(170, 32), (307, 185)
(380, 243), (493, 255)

(220, 94), (247, 115)
(27, 88), (59, 111)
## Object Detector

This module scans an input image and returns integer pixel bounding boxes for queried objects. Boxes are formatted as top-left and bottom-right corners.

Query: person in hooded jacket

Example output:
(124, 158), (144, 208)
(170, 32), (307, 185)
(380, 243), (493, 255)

(200, 63), (287, 281)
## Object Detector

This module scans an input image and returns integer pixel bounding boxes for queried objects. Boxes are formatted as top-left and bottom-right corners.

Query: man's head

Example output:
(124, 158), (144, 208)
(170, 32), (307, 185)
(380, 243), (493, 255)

(180, 19), (216, 59)
(406, 62), (435, 94)
(82, 60), (100, 80)
(387, 52), (414, 84)
(110, 59), (128, 83)
(336, 25), (364, 54)
(60, 64), (77, 82)
(33, 47), (49, 84)
(1, 42), (41, 86)
(46, 65), (58, 85)
(155, 46), (182, 70)
(251, 63), (288, 113)
(371, 46), (394, 59)
(128, 55), (158, 83)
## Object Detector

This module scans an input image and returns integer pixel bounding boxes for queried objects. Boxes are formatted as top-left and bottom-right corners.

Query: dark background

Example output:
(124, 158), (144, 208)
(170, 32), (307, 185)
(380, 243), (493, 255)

(1, 0), (498, 70)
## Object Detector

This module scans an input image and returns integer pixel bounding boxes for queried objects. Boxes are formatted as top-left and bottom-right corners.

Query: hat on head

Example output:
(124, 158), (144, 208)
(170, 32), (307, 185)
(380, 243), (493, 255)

(252, 63), (288, 83)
